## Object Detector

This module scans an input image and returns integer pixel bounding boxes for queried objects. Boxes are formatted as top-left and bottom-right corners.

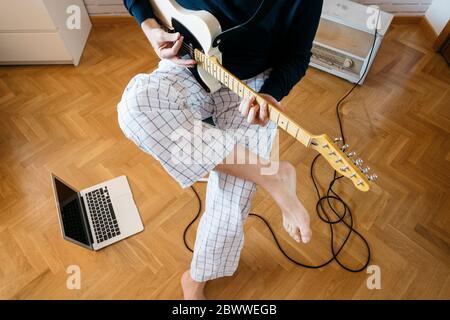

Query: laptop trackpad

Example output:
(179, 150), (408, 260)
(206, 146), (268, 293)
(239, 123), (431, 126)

(113, 194), (144, 236)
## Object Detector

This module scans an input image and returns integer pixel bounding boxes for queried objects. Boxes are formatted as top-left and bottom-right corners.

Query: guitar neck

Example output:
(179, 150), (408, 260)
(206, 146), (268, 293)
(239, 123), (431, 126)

(194, 49), (313, 147)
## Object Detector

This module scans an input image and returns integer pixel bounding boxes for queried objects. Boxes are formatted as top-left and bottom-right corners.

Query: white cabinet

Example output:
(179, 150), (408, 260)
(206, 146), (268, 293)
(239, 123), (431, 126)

(0, 0), (92, 65)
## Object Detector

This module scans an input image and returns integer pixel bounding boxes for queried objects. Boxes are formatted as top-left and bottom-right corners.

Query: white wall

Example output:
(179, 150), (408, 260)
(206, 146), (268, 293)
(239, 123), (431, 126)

(356, 0), (432, 15)
(425, 0), (450, 34)
(83, 0), (433, 16)
(84, 0), (128, 15)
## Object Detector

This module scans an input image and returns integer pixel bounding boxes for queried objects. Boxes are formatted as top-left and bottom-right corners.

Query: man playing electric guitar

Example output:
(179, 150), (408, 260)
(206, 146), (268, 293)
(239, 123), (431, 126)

(120, 0), (323, 299)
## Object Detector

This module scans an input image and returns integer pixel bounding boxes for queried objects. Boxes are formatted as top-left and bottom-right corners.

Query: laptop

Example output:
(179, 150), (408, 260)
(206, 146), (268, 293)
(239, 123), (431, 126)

(51, 173), (144, 250)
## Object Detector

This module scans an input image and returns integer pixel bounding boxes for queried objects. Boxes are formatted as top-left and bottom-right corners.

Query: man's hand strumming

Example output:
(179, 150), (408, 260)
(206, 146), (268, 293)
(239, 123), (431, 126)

(141, 18), (197, 68)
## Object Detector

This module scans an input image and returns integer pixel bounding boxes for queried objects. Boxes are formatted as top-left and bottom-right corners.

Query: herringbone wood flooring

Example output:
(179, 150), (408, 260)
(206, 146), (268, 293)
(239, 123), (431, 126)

(0, 20), (449, 300)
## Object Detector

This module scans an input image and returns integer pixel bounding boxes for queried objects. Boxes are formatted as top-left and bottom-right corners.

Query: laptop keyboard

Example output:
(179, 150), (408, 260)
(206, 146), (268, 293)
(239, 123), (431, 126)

(85, 186), (121, 244)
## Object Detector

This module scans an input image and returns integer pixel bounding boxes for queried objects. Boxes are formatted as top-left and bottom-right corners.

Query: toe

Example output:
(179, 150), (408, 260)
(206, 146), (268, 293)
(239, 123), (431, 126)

(287, 224), (301, 243)
(288, 224), (296, 237)
(283, 218), (289, 230)
(287, 225), (296, 240)
(283, 215), (306, 243)
(300, 227), (312, 243)
(293, 227), (302, 243)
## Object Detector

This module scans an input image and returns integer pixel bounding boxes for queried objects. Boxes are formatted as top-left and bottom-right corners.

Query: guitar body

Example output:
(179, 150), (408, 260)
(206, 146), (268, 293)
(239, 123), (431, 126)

(149, 0), (223, 93)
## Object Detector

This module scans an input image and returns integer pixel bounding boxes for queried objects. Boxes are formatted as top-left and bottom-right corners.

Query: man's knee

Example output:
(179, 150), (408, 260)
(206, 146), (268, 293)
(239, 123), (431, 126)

(211, 174), (257, 216)
(117, 74), (161, 138)
(119, 74), (159, 113)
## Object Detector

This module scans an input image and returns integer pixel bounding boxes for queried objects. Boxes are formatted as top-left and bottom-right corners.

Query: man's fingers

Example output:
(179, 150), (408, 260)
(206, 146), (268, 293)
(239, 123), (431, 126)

(259, 101), (269, 123)
(158, 45), (172, 59)
(150, 30), (197, 68)
(238, 98), (246, 113)
(247, 105), (260, 124)
(170, 56), (197, 67)
(247, 107), (256, 124)
(240, 96), (255, 117)
(160, 31), (180, 42)
(240, 97), (271, 125)
(161, 37), (183, 58)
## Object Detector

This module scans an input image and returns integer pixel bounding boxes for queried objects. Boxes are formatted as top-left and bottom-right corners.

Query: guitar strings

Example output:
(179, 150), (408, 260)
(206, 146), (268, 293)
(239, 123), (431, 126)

(184, 12), (381, 273)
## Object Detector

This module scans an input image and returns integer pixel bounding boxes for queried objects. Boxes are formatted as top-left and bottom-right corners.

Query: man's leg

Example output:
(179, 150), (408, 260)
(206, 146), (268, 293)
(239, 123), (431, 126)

(118, 60), (259, 300)
(117, 59), (225, 187)
(216, 145), (312, 244)
(184, 168), (257, 299)
(183, 146), (312, 299)
(184, 71), (311, 299)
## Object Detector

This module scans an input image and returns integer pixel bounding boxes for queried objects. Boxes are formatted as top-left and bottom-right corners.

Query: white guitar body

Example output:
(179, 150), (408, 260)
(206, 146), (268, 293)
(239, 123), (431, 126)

(149, 0), (223, 93)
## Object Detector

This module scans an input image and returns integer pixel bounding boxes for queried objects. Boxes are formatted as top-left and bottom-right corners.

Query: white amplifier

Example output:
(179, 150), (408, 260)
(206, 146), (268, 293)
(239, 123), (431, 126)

(310, 0), (394, 84)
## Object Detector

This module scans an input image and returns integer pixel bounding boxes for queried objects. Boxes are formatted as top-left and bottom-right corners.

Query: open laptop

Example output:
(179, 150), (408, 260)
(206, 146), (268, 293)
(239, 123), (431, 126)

(51, 174), (144, 250)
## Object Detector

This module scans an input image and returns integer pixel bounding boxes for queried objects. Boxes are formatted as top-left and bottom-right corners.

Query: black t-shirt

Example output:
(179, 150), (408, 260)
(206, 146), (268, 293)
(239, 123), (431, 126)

(124, 0), (323, 101)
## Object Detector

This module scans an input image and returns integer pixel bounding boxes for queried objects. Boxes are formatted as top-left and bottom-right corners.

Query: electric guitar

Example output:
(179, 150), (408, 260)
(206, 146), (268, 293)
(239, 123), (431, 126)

(149, 0), (377, 192)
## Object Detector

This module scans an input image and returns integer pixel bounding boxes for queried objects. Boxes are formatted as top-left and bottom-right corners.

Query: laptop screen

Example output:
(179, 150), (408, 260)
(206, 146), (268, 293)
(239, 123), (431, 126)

(53, 178), (90, 246)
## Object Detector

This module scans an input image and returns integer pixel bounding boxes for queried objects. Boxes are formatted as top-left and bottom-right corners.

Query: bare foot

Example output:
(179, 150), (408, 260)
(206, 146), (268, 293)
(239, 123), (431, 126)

(268, 162), (312, 244)
(181, 270), (207, 300)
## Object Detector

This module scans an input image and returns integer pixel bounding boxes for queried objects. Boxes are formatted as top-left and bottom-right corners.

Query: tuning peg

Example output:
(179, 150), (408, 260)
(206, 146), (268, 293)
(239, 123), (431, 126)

(368, 174), (378, 182)
(340, 144), (349, 151)
(334, 137), (343, 144)
(346, 151), (357, 158)
(354, 158), (364, 166)
(340, 165), (350, 172)
(361, 166), (371, 174)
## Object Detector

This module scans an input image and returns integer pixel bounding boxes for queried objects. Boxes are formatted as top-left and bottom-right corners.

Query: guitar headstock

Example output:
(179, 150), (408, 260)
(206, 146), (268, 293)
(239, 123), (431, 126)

(310, 135), (378, 192)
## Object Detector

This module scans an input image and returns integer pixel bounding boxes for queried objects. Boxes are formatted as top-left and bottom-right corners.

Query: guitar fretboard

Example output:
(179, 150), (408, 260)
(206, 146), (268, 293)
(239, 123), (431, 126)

(194, 49), (313, 147)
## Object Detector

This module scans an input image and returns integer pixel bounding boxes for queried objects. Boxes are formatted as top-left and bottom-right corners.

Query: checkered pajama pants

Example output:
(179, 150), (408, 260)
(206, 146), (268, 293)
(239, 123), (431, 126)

(117, 59), (277, 282)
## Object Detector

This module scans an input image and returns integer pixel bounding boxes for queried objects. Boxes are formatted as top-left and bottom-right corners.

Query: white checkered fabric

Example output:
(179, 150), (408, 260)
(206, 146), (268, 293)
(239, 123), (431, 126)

(117, 59), (277, 281)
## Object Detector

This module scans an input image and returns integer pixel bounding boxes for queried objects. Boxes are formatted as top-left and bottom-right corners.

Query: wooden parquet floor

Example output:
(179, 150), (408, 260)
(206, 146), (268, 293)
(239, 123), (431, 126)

(0, 21), (449, 300)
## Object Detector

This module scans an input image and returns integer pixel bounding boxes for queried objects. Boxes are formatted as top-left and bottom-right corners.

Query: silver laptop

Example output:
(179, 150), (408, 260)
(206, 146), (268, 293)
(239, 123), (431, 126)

(51, 173), (144, 251)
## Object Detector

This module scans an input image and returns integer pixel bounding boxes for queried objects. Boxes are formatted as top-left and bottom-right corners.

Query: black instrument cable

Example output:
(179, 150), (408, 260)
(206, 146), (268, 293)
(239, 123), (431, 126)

(184, 12), (381, 273)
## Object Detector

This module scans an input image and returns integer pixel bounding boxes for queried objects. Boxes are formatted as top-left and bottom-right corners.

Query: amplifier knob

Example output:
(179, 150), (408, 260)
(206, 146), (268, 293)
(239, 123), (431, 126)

(343, 58), (353, 69)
